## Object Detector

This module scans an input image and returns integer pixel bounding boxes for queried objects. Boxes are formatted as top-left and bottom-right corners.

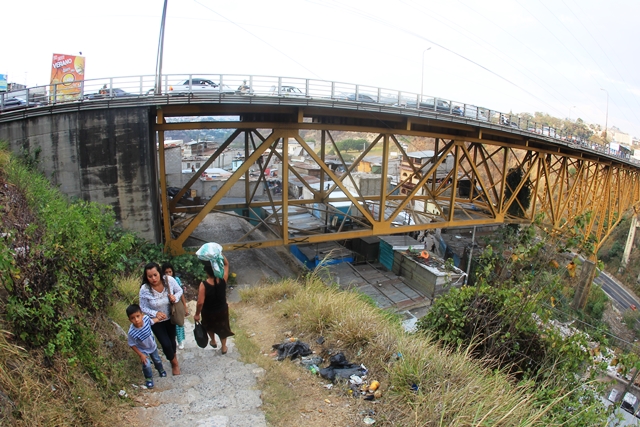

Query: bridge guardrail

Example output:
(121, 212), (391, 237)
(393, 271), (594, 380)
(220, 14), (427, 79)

(0, 73), (630, 162)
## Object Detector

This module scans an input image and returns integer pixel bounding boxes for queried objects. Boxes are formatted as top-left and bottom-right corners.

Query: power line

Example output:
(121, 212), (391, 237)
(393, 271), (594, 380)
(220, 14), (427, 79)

(192, 0), (322, 79)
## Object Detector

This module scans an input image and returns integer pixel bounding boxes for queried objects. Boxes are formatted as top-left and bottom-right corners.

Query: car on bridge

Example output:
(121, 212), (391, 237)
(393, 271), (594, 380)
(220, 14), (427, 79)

(169, 78), (235, 95)
(0, 97), (42, 111)
(461, 105), (488, 121)
(339, 93), (376, 102)
(269, 85), (306, 97)
(399, 98), (462, 115)
(84, 88), (133, 100)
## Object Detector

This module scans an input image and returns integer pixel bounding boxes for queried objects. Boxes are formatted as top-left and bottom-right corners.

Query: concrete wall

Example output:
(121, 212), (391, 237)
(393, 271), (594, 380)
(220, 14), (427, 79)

(0, 107), (159, 242)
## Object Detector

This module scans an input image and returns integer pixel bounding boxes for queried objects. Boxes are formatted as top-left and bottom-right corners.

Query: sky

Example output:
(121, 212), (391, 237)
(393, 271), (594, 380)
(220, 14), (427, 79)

(4, 0), (640, 138)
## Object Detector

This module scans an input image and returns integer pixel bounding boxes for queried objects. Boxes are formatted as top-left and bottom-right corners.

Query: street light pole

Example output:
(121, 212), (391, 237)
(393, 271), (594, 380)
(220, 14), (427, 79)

(600, 88), (609, 151)
(420, 47), (432, 103)
(154, 0), (169, 95)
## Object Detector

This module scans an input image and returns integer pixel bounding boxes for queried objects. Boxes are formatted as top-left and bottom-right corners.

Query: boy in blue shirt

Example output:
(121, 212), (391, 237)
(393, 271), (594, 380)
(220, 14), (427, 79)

(127, 304), (167, 388)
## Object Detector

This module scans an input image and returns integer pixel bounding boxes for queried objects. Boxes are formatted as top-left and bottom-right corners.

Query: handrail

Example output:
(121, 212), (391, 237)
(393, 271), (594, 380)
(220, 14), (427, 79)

(0, 73), (627, 161)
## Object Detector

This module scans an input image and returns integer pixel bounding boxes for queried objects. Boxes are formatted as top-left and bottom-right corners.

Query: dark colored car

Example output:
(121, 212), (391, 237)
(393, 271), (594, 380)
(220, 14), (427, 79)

(0, 97), (41, 111)
(401, 98), (460, 115)
(84, 88), (133, 100)
(345, 93), (376, 102)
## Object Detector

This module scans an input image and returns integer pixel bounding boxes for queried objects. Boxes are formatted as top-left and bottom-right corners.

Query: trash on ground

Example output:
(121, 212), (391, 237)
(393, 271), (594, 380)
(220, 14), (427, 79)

(324, 399), (331, 404)
(369, 380), (380, 392)
(324, 383), (334, 390)
(363, 416), (376, 424)
(316, 336), (325, 344)
(272, 340), (312, 361)
(118, 390), (128, 398)
(374, 390), (382, 399)
(411, 383), (419, 392)
(300, 355), (324, 367)
(319, 352), (367, 382)
(308, 364), (319, 375)
(350, 375), (363, 385)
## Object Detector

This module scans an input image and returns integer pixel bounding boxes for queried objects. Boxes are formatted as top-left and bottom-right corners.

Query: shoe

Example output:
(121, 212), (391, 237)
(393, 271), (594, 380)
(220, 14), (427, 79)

(221, 346), (228, 355)
(210, 341), (217, 348)
(159, 370), (167, 378)
(178, 342), (185, 350)
(145, 379), (154, 388)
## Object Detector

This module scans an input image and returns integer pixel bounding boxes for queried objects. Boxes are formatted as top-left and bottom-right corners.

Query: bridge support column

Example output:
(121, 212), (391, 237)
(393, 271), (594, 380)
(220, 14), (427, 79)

(619, 213), (638, 274)
(571, 255), (598, 310)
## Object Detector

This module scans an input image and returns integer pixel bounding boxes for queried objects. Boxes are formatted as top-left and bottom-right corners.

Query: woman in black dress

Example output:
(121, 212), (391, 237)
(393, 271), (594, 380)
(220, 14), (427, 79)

(193, 255), (234, 354)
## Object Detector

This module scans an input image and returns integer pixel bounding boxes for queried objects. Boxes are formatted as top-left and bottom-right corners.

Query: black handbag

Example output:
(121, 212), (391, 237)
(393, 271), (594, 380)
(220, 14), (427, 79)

(193, 322), (208, 348)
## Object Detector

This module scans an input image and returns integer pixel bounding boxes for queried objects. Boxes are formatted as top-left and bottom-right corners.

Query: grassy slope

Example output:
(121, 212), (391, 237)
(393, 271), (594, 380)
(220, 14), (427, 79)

(236, 274), (580, 426)
(0, 145), (140, 426)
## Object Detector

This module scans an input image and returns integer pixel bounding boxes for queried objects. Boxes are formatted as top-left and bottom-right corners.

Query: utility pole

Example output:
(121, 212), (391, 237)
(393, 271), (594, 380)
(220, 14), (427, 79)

(155, 0), (169, 95)
(420, 47), (431, 103)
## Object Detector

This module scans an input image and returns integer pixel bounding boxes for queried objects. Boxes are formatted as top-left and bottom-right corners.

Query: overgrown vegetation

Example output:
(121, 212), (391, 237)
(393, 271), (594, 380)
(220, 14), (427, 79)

(417, 224), (617, 424)
(238, 270), (609, 425)
(0, 143), (146, 425)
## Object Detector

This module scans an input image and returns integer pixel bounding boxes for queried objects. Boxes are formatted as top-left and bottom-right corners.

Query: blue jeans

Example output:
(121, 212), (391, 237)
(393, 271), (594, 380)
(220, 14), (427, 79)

(141, 348), (165, 380)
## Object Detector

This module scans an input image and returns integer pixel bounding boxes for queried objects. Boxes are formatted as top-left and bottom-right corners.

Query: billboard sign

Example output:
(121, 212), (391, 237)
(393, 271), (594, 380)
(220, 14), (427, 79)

(50, 53), (85, 102)
(0, 74), (7, 92)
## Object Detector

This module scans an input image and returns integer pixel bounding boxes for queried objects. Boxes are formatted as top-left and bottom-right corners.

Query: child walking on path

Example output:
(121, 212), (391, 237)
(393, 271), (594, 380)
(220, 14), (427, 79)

(162, 263), (189, 349)
(127, 304), (167, 388)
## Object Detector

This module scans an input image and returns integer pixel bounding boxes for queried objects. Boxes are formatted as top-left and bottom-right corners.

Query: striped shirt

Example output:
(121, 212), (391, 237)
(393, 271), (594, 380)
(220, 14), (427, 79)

(127, 315), (157, 354)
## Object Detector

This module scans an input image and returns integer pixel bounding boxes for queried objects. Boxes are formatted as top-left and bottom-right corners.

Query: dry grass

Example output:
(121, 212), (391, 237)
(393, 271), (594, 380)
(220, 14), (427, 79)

(236, 272), (573, 426)
(107, 274), (141, 331)
(0, 325), (134, 427)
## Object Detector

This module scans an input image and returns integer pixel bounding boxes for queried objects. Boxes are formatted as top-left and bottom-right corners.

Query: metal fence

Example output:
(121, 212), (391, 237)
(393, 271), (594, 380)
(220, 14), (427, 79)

(0, 73), (625, 161)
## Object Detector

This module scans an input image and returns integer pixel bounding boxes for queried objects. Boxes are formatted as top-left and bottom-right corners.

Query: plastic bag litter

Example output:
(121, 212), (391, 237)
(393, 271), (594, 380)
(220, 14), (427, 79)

(272, 340), (312, 361)
(319, 352), (367, 382)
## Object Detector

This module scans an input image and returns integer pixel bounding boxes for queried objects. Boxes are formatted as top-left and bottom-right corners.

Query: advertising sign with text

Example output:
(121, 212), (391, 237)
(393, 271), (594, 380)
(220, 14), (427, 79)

(0, 74), (7, 92)
(50, 53), (85, 102)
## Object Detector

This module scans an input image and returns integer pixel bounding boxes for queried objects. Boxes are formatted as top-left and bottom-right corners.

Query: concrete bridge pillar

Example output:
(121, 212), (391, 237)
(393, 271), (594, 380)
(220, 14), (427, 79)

(619, 213), (638, 274)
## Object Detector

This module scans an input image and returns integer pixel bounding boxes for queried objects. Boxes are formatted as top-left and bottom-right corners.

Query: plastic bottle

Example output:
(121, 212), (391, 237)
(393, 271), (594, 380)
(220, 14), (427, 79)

(309, 364), (319, 375)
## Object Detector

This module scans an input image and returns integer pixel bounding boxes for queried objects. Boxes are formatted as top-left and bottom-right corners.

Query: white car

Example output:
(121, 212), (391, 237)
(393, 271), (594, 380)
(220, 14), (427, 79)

(269, 85), (305, 96)
(169, 78), (235, 94)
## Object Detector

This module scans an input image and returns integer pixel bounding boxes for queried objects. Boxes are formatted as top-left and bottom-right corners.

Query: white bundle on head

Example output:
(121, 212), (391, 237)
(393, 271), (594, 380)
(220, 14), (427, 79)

(196, 242), (225, 279)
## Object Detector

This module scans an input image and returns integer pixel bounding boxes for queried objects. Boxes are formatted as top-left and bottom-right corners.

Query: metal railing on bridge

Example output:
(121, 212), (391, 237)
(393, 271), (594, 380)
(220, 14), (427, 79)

(0, 73), (625, 161)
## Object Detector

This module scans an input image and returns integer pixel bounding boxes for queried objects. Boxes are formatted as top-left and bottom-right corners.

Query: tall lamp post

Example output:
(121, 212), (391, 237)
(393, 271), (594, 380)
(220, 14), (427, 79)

(154, 0), (169, 95)
(420, 47), (432, 102)
(600, 88), (609, 152)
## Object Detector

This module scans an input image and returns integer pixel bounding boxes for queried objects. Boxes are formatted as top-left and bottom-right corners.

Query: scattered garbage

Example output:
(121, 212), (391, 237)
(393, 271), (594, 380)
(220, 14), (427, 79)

(118, 390), (128, 398)
(300, 355), (323, 367)
(316, 336), (325, 345)
(319, 352), (367, 382)
(410, 383), (419, 392)
(350, 375), (363, 385)
(374, 390), (382, 399)
(308, 364), (319, 375)
(272, 340), (312, 361)
(369, 380), (380, 392)
(324, 383), (333, 390)
(363, 416), (376, 424)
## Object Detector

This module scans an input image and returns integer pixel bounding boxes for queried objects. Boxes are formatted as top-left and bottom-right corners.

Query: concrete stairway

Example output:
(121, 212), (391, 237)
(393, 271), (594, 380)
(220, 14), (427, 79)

(131, 319), (267, 427)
